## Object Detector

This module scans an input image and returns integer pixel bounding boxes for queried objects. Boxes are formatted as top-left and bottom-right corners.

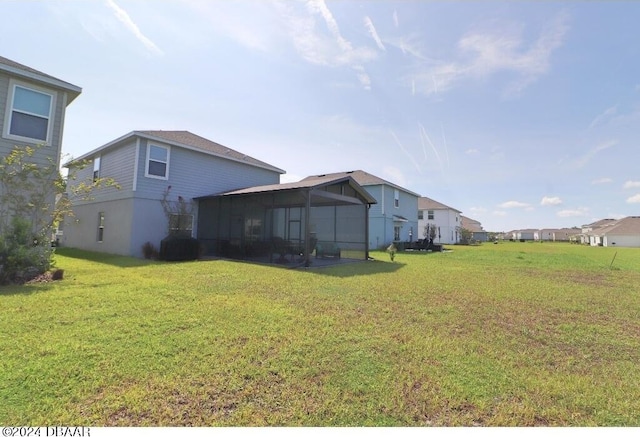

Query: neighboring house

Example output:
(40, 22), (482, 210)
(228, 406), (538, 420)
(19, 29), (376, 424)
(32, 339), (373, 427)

(301, 170), (420, 249)
(539, 228), (581, 242)
(460, 215), (488, 242)
(0, 56), (81, 224)
(581, 218), (617, 246)
(62, 130), (284, 257)
(589, 216), (640, 247)
(417, 196), (462, 245)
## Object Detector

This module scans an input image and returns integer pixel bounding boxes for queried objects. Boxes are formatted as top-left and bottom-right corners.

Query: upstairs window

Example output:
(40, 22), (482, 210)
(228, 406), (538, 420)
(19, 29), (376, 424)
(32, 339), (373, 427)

(4, 81), (54, 143)
(428, 210), (434, 220)
(394, 189), (399, 208)
(93, 156), (101, 182)
(418, 211), (423, 220)
(145, 144), (169, 179)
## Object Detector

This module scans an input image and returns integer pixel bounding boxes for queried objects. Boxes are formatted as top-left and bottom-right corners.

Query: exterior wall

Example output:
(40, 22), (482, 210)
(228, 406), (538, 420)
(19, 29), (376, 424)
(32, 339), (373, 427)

(0, 72), (68, 167)
(61, 198), (135, 256)
(64, 135), (282, 257)
(603, 235), (640, 247)
(364, 184), (419, 248)
(418, 208), (461, 244)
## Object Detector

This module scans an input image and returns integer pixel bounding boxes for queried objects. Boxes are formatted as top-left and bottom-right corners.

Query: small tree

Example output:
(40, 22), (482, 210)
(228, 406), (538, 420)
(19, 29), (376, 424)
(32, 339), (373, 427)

(160, 185), (195, 237)
(459, 227), (473, 245)
(0, 145), (118, 284)
(424, 223), (438, 245)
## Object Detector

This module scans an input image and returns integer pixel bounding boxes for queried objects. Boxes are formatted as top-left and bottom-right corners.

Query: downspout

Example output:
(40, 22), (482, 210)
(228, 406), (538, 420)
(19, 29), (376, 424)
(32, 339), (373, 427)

(304, 189), (311, 267)
(365, 203), (370, 260)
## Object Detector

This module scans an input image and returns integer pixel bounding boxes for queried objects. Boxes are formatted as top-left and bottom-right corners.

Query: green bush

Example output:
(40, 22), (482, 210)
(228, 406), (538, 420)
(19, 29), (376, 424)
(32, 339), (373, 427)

(0, 217), (52, 284)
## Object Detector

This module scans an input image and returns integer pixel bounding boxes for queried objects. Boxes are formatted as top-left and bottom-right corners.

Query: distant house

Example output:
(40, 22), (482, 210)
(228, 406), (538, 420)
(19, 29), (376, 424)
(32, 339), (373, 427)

(581, 219), (618, 246)
(301, 170), (420, 249)
(589, 217), (640, 247)
(508, 229), (539, 241)
(417, 197), (462, 244)
(460, 215), (488, 242)
(0, 56), (81, 223)
(539, 228), (582, 242)
(63, 130), (284, 257)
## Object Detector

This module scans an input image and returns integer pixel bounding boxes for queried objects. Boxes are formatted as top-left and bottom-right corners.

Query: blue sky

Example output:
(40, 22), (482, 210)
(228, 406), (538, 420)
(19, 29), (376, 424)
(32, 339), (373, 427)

(3, 1), (639, 232)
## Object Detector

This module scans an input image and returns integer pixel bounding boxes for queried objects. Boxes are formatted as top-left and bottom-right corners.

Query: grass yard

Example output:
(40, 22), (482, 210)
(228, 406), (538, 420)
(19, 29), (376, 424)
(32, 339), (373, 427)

(2, 242), (640, 426)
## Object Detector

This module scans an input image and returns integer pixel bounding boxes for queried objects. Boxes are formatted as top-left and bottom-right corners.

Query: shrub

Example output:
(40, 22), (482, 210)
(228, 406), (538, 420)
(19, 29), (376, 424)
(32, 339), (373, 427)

(0, 217), (52, 284)
(141, 241), (159, 259)
(159, 236), (199, 261)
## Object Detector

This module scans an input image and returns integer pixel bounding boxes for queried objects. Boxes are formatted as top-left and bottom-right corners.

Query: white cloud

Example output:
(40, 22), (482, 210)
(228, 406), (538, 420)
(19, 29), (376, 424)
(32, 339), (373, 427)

(592, 177), (612, 185)
(627, 194), (640, 204)
(493, 210), (507, 216)
(393, 10), (399, 28)
(105, 0), (163, 56)
(623, 180), (640, 189)
(499, 200), (531, 209)
(575, 139), (617, 168)
(411, 10), (569, 97)
(541, 196), (562, 206)
(470, 206), (488, 214)
(465, 148), (479, 155)
(588, 105), (617, 129)
(364, 16), (385, 51)
(383, 166), (407, 188)
(557, 207), (589, 218)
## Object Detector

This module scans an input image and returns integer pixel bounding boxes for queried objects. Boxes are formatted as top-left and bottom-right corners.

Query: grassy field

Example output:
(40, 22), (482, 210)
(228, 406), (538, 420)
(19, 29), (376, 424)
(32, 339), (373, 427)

(2, 242), (640, 426)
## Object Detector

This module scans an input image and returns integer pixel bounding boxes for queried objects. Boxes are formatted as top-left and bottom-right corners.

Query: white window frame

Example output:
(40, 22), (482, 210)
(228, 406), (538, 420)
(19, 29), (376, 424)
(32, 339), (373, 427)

(145, 143), (170, 180)
(394, 189), (399, 208)
(93, 156), (101, 182)
(97, 212), (105, 243)
(2, 79), (56, 145)
(427, 210), (434, 220)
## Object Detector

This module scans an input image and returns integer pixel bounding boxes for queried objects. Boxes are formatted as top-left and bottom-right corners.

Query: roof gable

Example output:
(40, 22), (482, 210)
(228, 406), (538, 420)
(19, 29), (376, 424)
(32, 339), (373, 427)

(0, 55), (82, 104)
(66, 130), (284, 174)
(301, 170), (421, 197)
(418, 196), (461, 213)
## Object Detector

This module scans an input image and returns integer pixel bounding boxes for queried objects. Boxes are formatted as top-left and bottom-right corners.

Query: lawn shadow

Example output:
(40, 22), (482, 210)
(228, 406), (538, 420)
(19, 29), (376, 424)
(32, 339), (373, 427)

(0, 283), (55, 296)
(302, 259), (406, 278)
(55, 248), (155, 268)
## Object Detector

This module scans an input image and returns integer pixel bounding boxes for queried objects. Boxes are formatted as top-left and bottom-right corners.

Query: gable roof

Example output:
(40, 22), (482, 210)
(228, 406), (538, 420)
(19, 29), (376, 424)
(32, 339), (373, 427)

(461, 216), (483, 232)
(301, 170), (421, 197)
(418, 196), (461, 213)
(196, 173), (377, 205)
(597, 216), (640, 236)
(0, 55), (82, 104)
(66, 130), (285, 174)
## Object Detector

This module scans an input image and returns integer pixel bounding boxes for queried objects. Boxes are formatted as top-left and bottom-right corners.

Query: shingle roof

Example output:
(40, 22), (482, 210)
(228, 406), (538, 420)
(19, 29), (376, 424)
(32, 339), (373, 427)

(301, 170), (421, 197)
(461, 216), (483, 232)
(0, 55), (82, 103)
(67, 130), (284, 174)
(196, 173), (377, 204)
(418, 196), (461, 213)
(598, 217), (640, 236)
(137, 130), (284, 173)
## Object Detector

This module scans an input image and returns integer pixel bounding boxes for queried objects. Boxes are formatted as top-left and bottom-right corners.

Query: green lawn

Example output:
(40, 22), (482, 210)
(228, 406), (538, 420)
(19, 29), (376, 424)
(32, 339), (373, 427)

(2, 242), (640, 426)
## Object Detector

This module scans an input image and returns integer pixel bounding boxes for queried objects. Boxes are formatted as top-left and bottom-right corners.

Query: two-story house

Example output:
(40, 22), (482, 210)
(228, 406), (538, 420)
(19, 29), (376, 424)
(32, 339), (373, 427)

(62, 130), (284, 257)
(1, 56), (81, 225)
(417, 196), (462, 245)
(301, 170), (420, 249)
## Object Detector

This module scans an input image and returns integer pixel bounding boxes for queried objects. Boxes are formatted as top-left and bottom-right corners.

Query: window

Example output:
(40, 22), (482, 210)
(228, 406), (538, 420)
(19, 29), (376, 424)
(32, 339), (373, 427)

(418, 211), (423, 220)
(93, 156), (101, 182)
(169, 213), (193, 237)
(145, 144), (169, 179)
(4, 81), (54, 143)
(97, 212), (105, 242)
(394, 225), (401, 241)
(394, 189), (399, 208)
(427, 210), (434, 220)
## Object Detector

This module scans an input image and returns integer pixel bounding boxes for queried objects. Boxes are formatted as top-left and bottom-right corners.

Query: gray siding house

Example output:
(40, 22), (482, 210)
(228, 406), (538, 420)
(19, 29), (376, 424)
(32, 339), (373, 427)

(63, 130), (284, 257)
(301, 170), (420, 249)
(1, 56), (81, 226)
(1, 56), (81, 166)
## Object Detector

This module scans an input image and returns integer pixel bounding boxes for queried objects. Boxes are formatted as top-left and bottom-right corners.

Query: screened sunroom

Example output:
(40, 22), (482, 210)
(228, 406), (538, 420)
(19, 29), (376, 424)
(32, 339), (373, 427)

(195, 175), (376, 266)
